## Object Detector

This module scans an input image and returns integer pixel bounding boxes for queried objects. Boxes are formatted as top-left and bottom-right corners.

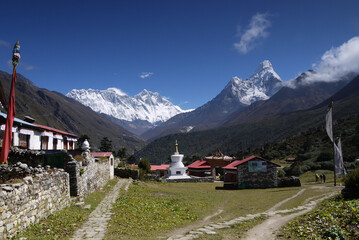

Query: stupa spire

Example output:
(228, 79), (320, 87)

(175, 140), (179, 153)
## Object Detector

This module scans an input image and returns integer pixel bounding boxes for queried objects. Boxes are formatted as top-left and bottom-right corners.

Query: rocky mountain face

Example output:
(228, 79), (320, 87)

(141, 60), (283, 140)
(0, 71), (144, 152)
(66, 88), (188, 135)
(222, 71), (350, 127)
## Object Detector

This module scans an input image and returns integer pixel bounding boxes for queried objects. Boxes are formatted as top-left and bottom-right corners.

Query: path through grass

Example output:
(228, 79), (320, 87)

(104, 179), (333, 239)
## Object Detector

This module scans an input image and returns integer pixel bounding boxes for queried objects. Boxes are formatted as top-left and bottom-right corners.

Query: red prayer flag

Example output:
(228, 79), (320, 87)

(0, 68), (17, 164)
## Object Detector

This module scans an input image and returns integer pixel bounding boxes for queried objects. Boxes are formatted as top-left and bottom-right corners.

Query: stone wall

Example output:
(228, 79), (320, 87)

(237, 162), (278, 189)
(0, 169), (70, 239)
(161, 176), (214, 183)
(114, 168), (139, 179)
(65, 151), (111, 198)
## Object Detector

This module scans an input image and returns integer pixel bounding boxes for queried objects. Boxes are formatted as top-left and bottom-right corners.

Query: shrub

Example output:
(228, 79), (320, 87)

(277, 169), (286, 178)
(342, 166), (359, 199)
(138, 158), (151, 173)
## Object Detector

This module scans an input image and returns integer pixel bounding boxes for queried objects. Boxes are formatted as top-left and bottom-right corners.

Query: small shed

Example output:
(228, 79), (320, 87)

(187, 160), (211, 177)
(235, 156), (281, 189)
(150, 164), (170, 177)
(223, 160), (242, 187)
(91, 152), (115, 179)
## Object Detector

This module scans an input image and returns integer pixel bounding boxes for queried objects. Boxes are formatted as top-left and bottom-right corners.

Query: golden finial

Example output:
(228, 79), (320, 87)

(175, 140), (179, 153)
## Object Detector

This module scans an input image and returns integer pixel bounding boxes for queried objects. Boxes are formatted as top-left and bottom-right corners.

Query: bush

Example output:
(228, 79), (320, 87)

(138, 158), (151, 173)
(342, 166), (359, 199)
(277, 169), (286, 178)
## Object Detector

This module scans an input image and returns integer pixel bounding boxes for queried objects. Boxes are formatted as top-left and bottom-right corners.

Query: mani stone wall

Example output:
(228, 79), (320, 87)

(237, 162), (278, 189)
(0, 169), (70, 239)
(65, 151), (111, 198)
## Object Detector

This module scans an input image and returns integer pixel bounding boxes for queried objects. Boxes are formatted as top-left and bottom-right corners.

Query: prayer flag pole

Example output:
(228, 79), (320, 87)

(0, 41), (20, 164)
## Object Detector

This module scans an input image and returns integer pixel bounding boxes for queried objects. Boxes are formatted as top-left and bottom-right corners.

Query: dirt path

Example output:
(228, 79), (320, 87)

(70, 178), (131, 240)
(166, 209), (224, 239)
(166, 186), (342, 240)
(242, 189), (339, 240)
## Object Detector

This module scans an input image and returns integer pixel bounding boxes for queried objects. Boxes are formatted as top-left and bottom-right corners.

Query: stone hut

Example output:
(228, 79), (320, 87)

(231, 155), (281, 189)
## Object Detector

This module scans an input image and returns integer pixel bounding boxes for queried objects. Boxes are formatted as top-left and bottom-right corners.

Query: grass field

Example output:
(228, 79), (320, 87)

(11, 170), (340, 240)
(104, 173), (336, 240)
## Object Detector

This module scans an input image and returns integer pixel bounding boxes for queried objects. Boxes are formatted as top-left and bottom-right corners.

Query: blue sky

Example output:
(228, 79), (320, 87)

(0, 0), (359, 109)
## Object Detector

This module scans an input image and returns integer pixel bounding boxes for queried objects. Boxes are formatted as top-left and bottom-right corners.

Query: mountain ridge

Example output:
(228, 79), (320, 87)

(141, 60), (283, 140)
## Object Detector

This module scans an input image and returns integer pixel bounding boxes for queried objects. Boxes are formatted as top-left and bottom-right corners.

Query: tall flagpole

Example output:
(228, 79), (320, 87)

(0, 41), (20, 164)
(331, 99), (336, 186)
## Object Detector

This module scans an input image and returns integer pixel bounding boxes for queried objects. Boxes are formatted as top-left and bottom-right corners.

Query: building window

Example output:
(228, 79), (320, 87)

(41, 136), (49, 150)
(176, 171), (181, 174)
(53, 138), (58, 150)
(19, 133), (30, 149)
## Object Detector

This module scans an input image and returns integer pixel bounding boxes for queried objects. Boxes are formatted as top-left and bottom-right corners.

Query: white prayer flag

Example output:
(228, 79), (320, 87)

(325, 107), (334, 142)
(334, 137), (347, 177)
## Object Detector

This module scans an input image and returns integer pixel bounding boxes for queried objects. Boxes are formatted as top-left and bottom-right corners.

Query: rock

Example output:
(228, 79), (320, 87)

(84, 204), (91, 209)
(2, 186), (13, 192)
(75, 202), (85, 207)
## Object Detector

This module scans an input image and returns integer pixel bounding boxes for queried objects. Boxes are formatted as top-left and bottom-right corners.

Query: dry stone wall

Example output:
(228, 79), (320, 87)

(65, 151), (111, 198)
(0, 169), (70, 239)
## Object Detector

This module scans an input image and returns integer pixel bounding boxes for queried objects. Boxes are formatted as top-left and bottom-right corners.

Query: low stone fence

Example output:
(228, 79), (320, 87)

(114, 167), (139, 179)
(0, 168), (70, 239)
(65, 151), (111, 198)
(161, 176), (214, 183)
(278, 176), (301, 187)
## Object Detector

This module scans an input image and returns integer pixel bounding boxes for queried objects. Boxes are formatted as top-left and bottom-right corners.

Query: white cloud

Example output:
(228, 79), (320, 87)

(0, 40), (10, 48)
(305, 36), (359, 83)
(139, 72), (153, 79)
(234, 13), (271, 54)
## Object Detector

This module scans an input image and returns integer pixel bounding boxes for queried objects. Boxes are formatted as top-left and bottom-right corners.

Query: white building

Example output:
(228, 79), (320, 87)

(0, 112), (78, 151)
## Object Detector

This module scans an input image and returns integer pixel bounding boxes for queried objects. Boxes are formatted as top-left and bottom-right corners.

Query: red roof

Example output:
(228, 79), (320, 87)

(150, 164), (170, 171)
(91, 152), (113, 157)
(223, 160), (242, 170)
(187, 160), (211, 169)
(33, 123), (77, 137)
(224, 155), (281, 169)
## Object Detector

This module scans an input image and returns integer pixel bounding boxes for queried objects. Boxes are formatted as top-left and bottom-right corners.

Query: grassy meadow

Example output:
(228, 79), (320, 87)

(10, 171), (341, 240)
(105, 173), (337, 239)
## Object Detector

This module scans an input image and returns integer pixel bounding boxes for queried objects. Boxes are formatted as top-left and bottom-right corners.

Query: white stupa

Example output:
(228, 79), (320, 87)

(164, 140), (191, 179)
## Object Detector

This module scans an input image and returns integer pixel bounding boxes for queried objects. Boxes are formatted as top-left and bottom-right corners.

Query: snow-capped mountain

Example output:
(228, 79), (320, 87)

(66, 88), (187, 125)
(226, 60), (282, 105)
(141, 60), (283, 140)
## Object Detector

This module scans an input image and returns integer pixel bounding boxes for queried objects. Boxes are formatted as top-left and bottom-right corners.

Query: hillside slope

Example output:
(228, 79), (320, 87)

(136, 75), (359, 163)
(0, 71), (144, 152)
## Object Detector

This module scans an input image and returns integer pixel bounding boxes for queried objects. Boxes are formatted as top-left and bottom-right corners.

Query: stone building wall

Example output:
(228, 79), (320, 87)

(237, 162), (278, 189)
(0, 169), (70, 239)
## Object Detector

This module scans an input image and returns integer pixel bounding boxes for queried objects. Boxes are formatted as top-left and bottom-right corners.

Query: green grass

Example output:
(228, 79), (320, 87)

(104, 181), (332, 240)
(11, 179), (119, 240)
(278, 196), (359, 240)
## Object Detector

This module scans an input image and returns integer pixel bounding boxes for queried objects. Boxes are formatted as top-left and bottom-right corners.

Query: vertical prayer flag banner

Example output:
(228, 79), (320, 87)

(325, 107), (334, 142)
(0, 41), (20, 164)
(334, 138), (347, 177)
